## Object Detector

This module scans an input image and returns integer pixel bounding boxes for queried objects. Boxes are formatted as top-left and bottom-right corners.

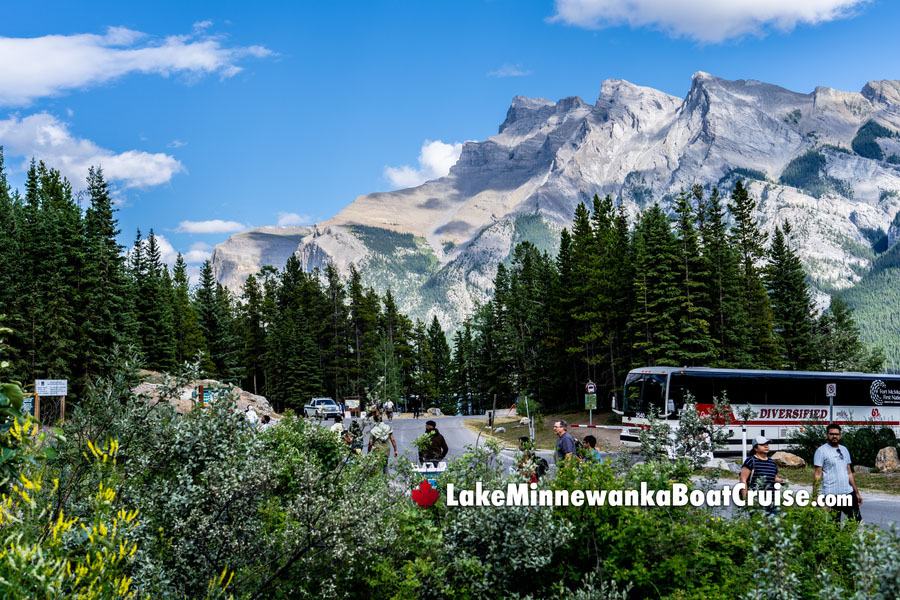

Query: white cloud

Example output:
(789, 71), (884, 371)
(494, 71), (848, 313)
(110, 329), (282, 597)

(277, 211), (312, 226)
(0, 25), (274, 106)
(384, 139), (465, 189)
(168, 139), (187, 148)
(176, 219), (247, 234)
(183, 241), (212, 263)
(488, 64), (532, 78)
(0, 112), (185, 188)
(550, 0), (870, 43)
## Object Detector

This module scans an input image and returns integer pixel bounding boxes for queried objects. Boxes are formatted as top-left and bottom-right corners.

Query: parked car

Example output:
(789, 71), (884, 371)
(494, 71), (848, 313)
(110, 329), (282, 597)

(303, 397), (342, 419)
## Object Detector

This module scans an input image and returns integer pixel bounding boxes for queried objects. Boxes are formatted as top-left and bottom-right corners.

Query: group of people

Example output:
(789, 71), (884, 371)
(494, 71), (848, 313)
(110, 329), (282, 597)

(739, 423), (862, 521)
(327, 411), (449, 474)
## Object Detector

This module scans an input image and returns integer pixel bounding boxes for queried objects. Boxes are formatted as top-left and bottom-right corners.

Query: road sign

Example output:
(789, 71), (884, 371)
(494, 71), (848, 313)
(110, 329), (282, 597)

(585, 393), (597, 410)
(826, 383), (837, 397)
(36, 379), (67, 396)
(585, 381), (596, 394)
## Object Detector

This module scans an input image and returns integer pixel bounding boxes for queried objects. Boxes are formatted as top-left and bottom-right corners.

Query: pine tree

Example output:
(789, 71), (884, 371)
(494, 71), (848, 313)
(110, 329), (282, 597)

(171, 254), (207, 366)
(194, 260), (239, 381)
(426, 315), (454, 415)
(766, 223), (818, 370)
(80, 167), (131, 384)
(630, 204), (681, 366)
(701, 186), (752, 366)
(672, 188), (715, 365)
(321, 264), (349, 401)
(815, 295), (884, 372)
(0, 149), (26, 379)
(240, 273), (268, 394)
(728, 181), (777, 367)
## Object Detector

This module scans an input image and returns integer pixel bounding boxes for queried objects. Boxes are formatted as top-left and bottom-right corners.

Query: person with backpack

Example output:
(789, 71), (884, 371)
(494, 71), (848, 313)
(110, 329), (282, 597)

(367, 416), (398, 474)
(553, 420), (577, 464)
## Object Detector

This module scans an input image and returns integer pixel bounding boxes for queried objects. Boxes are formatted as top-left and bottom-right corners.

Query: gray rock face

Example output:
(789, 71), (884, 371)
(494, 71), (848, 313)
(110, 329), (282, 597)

(211, 72), (900, 332)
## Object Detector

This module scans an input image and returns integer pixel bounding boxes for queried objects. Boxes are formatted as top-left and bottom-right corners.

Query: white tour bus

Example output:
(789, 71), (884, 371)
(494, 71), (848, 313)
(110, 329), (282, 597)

(614, 366), (900, 455)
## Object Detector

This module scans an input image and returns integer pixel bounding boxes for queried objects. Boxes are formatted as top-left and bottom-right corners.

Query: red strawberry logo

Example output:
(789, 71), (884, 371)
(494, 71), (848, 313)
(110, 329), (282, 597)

(411, 479), (440, 507)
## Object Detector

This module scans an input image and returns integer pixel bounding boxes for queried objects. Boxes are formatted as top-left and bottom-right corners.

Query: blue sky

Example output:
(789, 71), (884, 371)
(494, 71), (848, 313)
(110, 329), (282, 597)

(1, 0), (898, 276)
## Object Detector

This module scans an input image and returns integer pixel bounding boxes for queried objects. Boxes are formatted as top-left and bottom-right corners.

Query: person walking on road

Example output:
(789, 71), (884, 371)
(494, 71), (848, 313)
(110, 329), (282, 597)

(739, 436), (785, 504)
(367, 416), (398, 474)
(384, 399), (395, 423)
(418, 420), (449, 465)
(412, 397), (421, 420)
(814, 424), (862, 521)
(553, 420), (576, 464)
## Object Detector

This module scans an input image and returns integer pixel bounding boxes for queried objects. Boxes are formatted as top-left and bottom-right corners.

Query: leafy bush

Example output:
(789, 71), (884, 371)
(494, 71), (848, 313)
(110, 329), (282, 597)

(788, 422), (898, 467)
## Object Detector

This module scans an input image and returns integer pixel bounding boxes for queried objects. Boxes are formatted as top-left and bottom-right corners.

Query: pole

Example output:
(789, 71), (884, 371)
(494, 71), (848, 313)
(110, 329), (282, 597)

(741, 422), (747, 463)
(60, 396), (65, 422)
(829, 395), (834, 424)
(35, 393), (41, 424)
(589, 408), (593, 426)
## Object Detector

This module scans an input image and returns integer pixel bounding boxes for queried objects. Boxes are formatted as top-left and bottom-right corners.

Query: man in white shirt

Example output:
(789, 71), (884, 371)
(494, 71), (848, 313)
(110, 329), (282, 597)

(813, 423), (862, 522)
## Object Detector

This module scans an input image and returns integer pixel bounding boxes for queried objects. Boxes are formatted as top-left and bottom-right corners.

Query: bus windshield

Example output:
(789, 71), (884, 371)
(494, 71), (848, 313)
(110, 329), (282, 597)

(623, 373), (667, 414)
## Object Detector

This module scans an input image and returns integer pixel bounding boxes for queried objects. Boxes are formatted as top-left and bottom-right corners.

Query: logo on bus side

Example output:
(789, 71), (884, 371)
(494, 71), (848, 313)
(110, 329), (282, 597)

(870, 380), (900, 406)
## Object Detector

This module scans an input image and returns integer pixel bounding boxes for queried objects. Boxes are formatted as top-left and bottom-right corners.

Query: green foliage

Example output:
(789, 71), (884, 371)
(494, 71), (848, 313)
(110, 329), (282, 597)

(788, 422), (899, 467)
(851, 120), (896, 160)
(779, 150), (853, 198)
(348, 224), (418, 254)
(717, 167), (767, 186)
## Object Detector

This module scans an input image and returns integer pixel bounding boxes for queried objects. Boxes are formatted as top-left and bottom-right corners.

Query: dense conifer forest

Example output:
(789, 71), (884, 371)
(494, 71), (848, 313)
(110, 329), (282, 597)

(0, 151), (883, 414)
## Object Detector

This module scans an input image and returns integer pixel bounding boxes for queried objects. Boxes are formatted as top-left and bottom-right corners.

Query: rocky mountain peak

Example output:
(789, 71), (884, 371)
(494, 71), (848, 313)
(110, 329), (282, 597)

(862, 80), (900, 107)
(212, 72), (900, 339)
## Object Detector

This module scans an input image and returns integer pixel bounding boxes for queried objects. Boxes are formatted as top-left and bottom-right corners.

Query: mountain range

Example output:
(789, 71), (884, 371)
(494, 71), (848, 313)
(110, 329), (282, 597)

(211, 72), (900, 368)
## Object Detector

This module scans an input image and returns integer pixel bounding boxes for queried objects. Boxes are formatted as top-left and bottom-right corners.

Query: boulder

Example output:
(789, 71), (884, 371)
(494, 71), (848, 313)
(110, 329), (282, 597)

(853, 465), (871, 474)
(771, 452), (806, 468)
(494, 427), (506, 434)
(875, 447), (900, 473)
(427, 407), (443, 416)
(704, 457), (731, 471)
(519, 417), (530, 426)
(727, 461), (743, 474)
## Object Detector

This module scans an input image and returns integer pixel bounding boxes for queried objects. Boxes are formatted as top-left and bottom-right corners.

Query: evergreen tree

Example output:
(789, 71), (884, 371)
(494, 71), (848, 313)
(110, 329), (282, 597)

(426, 315), (454, 415)
(135, 230), (176, 371)
(701, 186), (752, 366)
(240, 273), (268, 395)
(194, 260), (239, 381)
(630, 204), (681, 366)
(0, 149), (26, 379)
(322, 263), (350, 402)
(171, 254), (207, 366)
(815, 295), (884, 372)
(728, 181), (777, 367)
(766, 223), (818, 370)
(80, 166), (131, 385)
(672, 188), (715, 365)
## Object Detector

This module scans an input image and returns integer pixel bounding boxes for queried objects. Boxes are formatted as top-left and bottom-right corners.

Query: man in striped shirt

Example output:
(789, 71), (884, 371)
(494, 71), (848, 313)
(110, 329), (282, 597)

(814, 423), (862, 522)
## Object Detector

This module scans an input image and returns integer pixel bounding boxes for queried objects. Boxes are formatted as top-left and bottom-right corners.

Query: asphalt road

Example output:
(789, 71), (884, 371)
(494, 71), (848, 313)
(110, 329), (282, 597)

(327, 414), (900, 527)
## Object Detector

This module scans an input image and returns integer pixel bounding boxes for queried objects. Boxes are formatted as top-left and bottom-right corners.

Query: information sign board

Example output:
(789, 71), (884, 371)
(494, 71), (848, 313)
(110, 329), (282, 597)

(36, 379), (67, 396)
(585, 393), (597, 410)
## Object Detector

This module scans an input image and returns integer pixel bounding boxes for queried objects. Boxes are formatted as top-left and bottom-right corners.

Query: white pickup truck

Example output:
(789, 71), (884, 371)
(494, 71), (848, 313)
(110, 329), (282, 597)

(303, 398), (342, 419)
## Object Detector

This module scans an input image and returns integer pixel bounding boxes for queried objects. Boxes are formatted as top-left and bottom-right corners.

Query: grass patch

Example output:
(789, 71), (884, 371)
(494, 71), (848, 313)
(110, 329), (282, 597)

(464, 411), (625, 451)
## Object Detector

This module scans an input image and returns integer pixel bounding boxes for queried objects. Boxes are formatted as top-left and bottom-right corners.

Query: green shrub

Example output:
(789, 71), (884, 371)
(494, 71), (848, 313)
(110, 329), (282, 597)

(789, 423), (899, 467)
